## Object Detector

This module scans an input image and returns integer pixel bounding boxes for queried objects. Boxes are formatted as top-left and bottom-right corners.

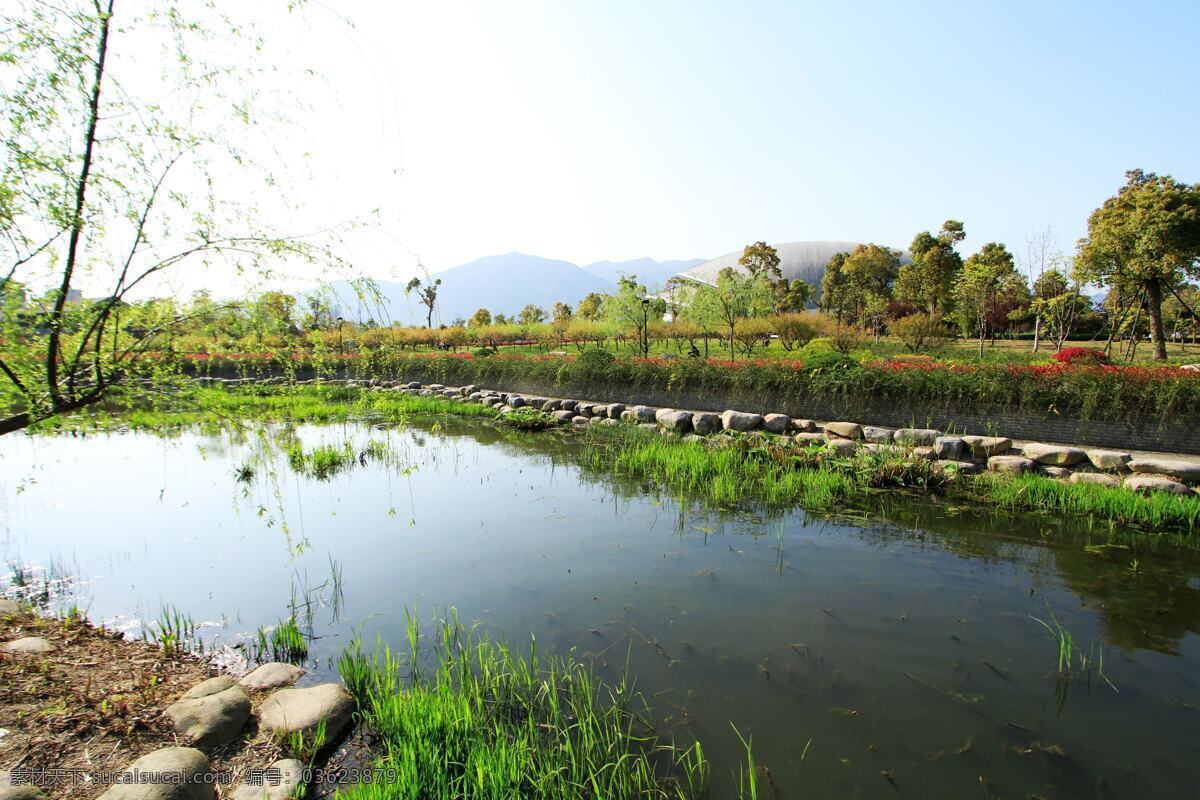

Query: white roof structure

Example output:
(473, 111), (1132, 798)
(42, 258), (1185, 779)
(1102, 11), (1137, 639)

(671, 240), (906, 288)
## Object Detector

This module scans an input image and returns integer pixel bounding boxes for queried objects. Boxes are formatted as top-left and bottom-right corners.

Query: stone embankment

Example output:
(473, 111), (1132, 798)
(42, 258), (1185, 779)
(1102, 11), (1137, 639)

(397, 380), (1200, 496)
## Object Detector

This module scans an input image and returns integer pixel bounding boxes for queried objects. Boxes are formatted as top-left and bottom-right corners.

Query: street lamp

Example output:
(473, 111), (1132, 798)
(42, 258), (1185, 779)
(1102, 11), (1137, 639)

(336, 316), (346, 358)
(640, 298), (650, 357)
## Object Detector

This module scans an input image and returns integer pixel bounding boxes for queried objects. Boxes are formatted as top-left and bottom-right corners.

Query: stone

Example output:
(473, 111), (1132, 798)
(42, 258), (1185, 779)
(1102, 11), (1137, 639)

(570, 416), (589, 425)
(165, 677), (251, 748)
(935, 460), (981, 475)
(467, 392), (482, 402)
(620, 409), (638, 422)
(630, 405), (657, 422)
(427, 384), (445, 391)
(259, 683), (354, 740)
(1021, 442), (1087, 466)
(1124, 475), (1192, 495)
(656, 410), (693, 433)
(1086, 449), (1132, 472)
(404, 382), (421, 390)
(681, 434), (706, 445)
(590, 404), (608, 417)
(0, 598), (19, 615)
(960, 435), (1012, 459)
(228, 759), (305, 800)
(825, 438), (857, 457)
(542, 399), (561, 411)
(1128, 458), (1200, 483)
(1039, 465), (1074, 479)
(638, 423), (659, 431)
(576, 402), (593, 416)
(552, 410), (575, 424)
(239, 662), (305, 691)
(932, 436), (965, 461)
(861, 426), (893, 444)
(508, 396), (526, 409)
(560, 400), (577, 412)
(598, 418), (620, 427)
(461, 384), (478, 395)
(761, 413), (790, 433)
(0, 771), (47, 800)
(893, 428), (940, 447)
(606, 403), (626, 419)
(794, 432), (826, 445)
(790, 418), (818, 433)
(911, 447), (936, 462)
(691, 412), (722, 435)
(99, 747), (215, 799)
(1069, 472), (1119, 487)
(720, 410), (763, 432)
(1, 637), (52, 655)
(822, 421), (862, 440)
(417, 389), (434, 397)
(988, 455), (1035, 475)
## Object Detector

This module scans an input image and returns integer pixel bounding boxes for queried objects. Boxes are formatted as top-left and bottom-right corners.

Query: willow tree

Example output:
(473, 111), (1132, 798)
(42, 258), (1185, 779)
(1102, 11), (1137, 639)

(1076, 170), (1200, 361)
(0, 1), (350, 434)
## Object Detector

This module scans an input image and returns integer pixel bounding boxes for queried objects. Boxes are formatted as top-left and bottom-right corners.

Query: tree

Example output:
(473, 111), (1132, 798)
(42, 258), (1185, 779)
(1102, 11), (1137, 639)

(818, 252), (853, 324)
(0, 1), (347, 435)
(575, 292), (605, 321)
(405, 275), (442, 329)
(469, 308), (492, 327)
(1076, 170), (1200, 361)
(772, 312), (823, 351)
(551, 301), (573, 324)
(517, 304), (546, 325)
(603, 276), (655, 352)
(1020, 225), (1057, 352)
(687, 268), (773, 361)
(953, 242), (1026, 356)
(772, 278), (812, 313)
(890, 313), (952, 353)
(251, 292), (299, 341)
(738, 241), (782, 281)
(895, 220), (965, 314)
(841, 243), (900, 335)
(1029, 267), (1089, 351)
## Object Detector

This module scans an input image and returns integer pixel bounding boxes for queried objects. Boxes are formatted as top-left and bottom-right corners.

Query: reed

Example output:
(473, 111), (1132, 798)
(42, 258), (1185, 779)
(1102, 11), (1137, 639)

(336, 614), (711, 799)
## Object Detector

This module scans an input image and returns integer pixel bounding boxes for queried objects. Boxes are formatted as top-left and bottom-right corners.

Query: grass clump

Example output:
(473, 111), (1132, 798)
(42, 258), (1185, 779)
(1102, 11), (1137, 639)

(497, 406), (556, 431)
(252, 616), (309, 664)
(336, 614), (710, 800)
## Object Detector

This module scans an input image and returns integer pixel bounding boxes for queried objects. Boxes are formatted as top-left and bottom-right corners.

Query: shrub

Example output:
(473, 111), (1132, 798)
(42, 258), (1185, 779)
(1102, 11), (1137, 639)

(732, 317), (775, 356)
(891, 313), (954, 353)
(1053, 347), (1110, 365)
(828, 325), (867, 354)
(771, 312), (824, 351)
(802, 350), (857, 372)
(576, 348), (615, 372)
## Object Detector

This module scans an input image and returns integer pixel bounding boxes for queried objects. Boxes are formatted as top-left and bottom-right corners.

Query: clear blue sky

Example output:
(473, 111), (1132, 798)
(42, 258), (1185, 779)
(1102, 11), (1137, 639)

(269, 0), (1200, 280)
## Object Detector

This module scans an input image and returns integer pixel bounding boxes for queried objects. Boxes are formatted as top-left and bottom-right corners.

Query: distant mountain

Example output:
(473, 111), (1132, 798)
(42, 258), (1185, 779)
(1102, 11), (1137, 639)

(581, 257), (704, 290)
(308, 252), (707, 325)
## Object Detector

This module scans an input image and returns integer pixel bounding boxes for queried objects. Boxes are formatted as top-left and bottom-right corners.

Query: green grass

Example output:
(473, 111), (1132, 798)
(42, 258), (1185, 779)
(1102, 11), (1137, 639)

(581, 425), (1200, 536)
(336, 613), (712, 800)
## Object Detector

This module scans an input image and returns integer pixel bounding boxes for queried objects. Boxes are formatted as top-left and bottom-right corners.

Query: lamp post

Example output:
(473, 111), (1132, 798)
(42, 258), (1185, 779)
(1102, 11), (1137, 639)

(336, 317), (345, 358)
(641, 298), (650, 357)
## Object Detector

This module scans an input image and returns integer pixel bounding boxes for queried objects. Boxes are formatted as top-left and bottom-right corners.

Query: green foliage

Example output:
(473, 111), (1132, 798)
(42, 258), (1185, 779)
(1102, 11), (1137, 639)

(895, 220), (966, 313)
(498, 407), (555, 431)
(890, 313), (953, 353)
(1076, 169), (1200, 360)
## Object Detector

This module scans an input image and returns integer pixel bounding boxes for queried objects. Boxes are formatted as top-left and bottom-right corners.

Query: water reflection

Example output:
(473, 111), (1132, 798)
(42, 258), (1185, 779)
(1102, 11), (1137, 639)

(1, 418), (1198, 798)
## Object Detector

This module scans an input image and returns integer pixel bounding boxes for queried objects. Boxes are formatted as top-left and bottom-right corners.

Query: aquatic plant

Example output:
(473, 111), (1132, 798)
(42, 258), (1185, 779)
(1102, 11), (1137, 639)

(336, 614), (711, 799)
(252, 616), (308, 664)
(497, 406), (556, 431)
(144, 604), (199, 657)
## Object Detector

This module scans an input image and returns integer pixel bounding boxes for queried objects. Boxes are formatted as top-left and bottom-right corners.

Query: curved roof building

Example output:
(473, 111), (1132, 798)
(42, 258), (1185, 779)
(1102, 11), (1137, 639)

(672, 240), (909, 288)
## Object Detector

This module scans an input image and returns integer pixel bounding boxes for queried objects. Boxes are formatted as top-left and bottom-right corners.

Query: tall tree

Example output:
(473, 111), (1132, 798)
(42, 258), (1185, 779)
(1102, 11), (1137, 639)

(575, 292), (606, 321)
(1030, 267), (1089, 350)
(953, 242), (1026, 356)
(0, 1), (348, 435)
(405, 275), (442, 329)
(818, 252), (852, 324)
(895, 220), (966, 314)
(738, 241), (782, 281)
(841, 243), (900, 332)
(517, 304), (546, 325)
(468, 308), (492, 327)
(1075, 170), (1200, 361)
(551, 301), (573, 324)
(686, 268), (773, 361)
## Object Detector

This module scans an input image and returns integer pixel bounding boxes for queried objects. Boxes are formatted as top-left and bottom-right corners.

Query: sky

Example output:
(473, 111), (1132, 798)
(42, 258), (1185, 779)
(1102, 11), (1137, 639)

(55, 0), (1200, 295)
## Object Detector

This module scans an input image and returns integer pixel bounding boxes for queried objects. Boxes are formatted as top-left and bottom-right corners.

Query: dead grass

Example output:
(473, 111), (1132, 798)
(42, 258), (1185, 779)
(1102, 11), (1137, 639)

(0, 606), (283, 798)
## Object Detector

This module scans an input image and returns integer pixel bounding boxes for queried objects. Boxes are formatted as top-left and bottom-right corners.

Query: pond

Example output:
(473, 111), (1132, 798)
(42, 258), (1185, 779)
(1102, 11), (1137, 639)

(2, 417), (1198, 798)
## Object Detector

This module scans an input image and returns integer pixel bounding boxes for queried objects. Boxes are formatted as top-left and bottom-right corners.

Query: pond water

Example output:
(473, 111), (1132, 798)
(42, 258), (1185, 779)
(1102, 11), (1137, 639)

(2, 418), (1199, 798)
